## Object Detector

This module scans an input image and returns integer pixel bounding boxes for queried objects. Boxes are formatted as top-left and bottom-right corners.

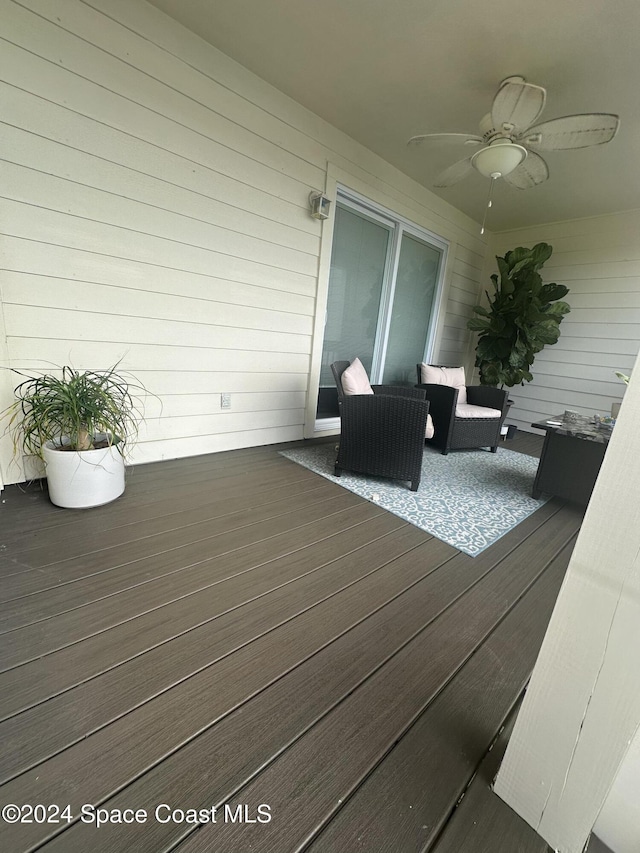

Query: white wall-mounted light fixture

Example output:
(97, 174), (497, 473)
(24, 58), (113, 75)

(309, 191), (331, 220)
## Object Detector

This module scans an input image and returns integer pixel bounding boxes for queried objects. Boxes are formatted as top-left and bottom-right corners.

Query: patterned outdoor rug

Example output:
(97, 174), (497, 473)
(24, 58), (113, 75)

(280, 443), (547, 557)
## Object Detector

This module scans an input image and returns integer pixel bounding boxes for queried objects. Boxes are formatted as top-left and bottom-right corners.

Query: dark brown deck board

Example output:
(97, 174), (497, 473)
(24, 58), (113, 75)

(0, 555), (32, 575)
(0, 456), (317, 547)
(507, 429), (543, 457)
(1, 535), (457, 851)
(0, 434), (583, 853)
(0, 514), (408, 720)
(0, 487), (361, 616)
(14, 503), (574, 853)
(306, 540), (575, 853)
(1, 473), (331, 568)
(586, 836), (615, 853)
(7, 507), (570, 853)
(428, 707), (551, 853)
(0, 476), (339, 590)
(0, 500), (384, 668)
(0, 520), (426, 780)
(163, 505), (580, 853)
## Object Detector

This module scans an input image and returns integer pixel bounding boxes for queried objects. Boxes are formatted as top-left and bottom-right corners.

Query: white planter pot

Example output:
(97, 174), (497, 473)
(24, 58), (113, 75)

(42, 437), (125, 509)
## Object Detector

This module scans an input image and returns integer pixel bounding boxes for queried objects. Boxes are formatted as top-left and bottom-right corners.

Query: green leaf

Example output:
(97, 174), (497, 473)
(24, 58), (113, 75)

(501, 276), (515, 295)
(508, 348), (526, 367)
(467, 317), (491, 332)
(493, 338), (513, 357)
(528, 273), (543, 296)
(480, 362), (502, 385)
(476, 337), (498, 359)
(540, 283), (569, 302)
(472, 305), (491, 317)
(531, 242), (553, 268)
(544, 301), (571, 316)
(496, 257), (510, 286)
(507, 246), (530, 267)
(534, 323), (561, 345)
(509, 258), (535, 278)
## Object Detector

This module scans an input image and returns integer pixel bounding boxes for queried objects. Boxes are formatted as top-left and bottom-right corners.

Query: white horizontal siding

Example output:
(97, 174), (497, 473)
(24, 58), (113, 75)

(77, 0), (487, 251)
(3, 300), (312, 361)
(8, 336), (310, 372)
(0, 0), (487, 483)
(138, 372), (310, 396)
(1, 10), (324, 188)
(157, 391), (306, 420)
(1, 240), (314, 314)
(2, 277), (312, 335)
(432, 243), (484, 375)
(434, 246), (485, 371)
(2, 126), (319, 255)
(2, 83), (315, 235)
(448, 280), (481, 309)
(489, 210), (640, 432)
(130, 427), (304, 466)
(2, 199), (316, 293)
(2, 164), (317, 275)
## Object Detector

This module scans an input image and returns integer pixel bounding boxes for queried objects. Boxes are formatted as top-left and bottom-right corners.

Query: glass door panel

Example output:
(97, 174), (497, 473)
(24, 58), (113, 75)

(315, 192), (446, 424)
(382, 234), (442, 385)
(317, 204), (391, 418)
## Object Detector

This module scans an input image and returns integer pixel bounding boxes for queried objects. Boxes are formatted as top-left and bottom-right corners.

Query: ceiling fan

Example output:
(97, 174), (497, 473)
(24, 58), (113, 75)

(408, 76), (620, 190)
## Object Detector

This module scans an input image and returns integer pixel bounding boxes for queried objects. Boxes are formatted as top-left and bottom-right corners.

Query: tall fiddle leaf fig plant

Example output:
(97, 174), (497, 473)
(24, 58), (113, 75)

(467, 242), (570, 387)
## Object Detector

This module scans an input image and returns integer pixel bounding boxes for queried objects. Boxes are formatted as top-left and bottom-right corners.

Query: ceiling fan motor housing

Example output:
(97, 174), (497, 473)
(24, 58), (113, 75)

(479, 112), (513, 142)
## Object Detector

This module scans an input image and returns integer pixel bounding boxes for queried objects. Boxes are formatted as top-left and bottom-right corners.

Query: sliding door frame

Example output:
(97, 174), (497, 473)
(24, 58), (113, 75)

(310, 185), (450, 433)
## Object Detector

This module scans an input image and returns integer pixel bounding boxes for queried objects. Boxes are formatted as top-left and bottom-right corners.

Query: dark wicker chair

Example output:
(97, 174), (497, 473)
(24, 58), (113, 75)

(331, 361), (430, 491)
(415, 364), (509, 455)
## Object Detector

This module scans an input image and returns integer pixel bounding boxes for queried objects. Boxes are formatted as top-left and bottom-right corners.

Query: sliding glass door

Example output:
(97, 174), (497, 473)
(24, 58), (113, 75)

(316, 193), (446, 424)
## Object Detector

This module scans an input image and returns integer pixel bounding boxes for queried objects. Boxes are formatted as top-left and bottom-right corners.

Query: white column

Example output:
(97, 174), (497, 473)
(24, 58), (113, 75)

(493, 354), (640, 853)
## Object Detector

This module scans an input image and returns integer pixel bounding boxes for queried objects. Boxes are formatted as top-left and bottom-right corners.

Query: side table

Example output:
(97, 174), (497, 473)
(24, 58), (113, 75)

(531, 416), (610, 505)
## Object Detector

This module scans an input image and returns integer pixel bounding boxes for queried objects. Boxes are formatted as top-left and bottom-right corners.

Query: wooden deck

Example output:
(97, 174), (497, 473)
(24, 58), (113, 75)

(0, 435), (582, 852)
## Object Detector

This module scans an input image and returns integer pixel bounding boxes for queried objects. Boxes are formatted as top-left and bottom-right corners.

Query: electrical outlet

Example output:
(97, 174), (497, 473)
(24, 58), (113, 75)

(221, 393), (231, 409)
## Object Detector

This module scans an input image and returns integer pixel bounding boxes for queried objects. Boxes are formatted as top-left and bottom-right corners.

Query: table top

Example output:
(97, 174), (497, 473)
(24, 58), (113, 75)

(531, 415), (564, 432)
(531, 415), (612, 444)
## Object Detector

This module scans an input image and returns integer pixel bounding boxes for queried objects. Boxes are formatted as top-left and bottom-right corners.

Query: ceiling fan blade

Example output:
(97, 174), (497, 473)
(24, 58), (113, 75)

(520, 113), (620, 150)
(408, 132), (482, 146)
(433, 156), (474, 187)
(492, 79), (546, 135)
(503, 151), (549, 189)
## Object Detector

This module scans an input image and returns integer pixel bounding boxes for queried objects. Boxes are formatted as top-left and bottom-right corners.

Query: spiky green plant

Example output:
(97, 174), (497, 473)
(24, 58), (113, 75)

(467, 243), (571, 387)
(2, 364), (146, 458)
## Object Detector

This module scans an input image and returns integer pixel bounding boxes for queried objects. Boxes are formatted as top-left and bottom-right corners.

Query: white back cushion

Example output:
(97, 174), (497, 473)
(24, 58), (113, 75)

(341, 358), (374, 395)
(420, 364), (467, 405)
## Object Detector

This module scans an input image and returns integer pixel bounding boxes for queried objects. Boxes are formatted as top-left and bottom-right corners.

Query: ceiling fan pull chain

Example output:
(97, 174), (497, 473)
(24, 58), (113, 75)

(480, 175), (497, 235)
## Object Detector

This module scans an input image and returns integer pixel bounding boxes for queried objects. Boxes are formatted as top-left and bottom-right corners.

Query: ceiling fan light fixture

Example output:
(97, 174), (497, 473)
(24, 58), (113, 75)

(471, 142), (527, 179)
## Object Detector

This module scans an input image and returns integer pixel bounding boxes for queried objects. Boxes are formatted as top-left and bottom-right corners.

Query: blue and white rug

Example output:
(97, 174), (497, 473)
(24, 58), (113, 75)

(280, 444), (547, 557)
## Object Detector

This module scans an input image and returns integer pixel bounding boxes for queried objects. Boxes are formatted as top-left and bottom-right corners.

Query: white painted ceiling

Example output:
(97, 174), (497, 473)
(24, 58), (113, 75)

(147, 0), (639, 230)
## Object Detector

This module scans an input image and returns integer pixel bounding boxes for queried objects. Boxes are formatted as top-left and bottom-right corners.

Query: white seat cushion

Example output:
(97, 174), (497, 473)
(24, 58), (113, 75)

(341, 358), (374, 395)
(425, 414), (435, 439)
(455, 403), (502, 419)
(420, 364), (467, 405)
